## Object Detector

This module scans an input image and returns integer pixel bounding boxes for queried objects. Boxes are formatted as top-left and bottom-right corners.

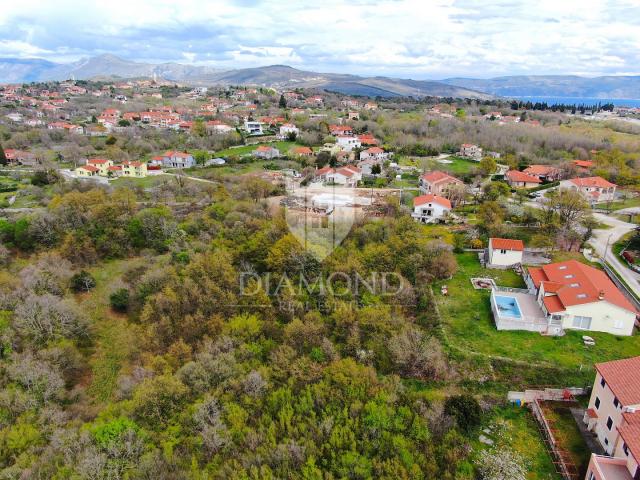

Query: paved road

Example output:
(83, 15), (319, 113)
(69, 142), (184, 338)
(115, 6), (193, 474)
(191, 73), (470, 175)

(590, 212), (640, 297)
(521, 199), (640, 297)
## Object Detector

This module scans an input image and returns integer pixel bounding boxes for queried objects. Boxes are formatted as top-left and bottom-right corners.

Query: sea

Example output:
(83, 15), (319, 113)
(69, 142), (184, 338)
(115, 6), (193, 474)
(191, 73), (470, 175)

(509, 96), (640, 108)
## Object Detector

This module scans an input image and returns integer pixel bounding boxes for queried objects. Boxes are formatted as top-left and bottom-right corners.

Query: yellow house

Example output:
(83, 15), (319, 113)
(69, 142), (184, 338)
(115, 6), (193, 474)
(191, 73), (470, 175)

(75, 165), (100, 177)
(121, 161), (148, 177)
(85, 158), (113, 176)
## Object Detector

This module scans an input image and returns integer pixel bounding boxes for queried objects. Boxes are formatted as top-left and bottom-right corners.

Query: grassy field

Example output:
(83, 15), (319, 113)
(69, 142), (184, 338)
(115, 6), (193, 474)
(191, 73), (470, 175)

(475, 406), (561, 480)
(397, 155), (480, 176)
(436, 253), (640, 385)
(110, 173), (178, 188)
(213, 140), (297, 158)
(595, 195), (640, 211)
(77, 258), (143, 403)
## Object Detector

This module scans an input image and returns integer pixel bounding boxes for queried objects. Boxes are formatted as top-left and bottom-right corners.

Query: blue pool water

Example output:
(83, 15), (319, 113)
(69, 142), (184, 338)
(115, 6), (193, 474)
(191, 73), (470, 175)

(494, 295), (522, 319)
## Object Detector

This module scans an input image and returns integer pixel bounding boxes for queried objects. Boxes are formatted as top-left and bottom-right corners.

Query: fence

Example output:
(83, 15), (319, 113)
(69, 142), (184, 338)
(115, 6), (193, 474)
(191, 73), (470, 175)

(600, 260), (640, 310)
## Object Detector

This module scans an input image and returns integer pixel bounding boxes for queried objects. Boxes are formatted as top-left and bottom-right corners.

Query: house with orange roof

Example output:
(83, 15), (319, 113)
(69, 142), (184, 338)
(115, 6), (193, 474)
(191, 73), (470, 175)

(573, 159), (594, 170)
(524, 260), (637, 336)
(253, 145), (280, 159)
(522, 164), (562, 182)
(329, 124), (353, 136)
(411, 194), (451, 224)
(359, 147), (388, 162)
(560, 176), (617, 203)
(290, 146), (314, 158)
(75, 164), (100, 177)
(419, 171), (465, 197)
(505, 170), (542, 188)
(314, 165), (361, 187)
(486, 238), (524, 267)
(583, 356), (640, 479)
(459, 143), (483, 160)
(85, 158), (113, 176)
(121, 161), (148, 178)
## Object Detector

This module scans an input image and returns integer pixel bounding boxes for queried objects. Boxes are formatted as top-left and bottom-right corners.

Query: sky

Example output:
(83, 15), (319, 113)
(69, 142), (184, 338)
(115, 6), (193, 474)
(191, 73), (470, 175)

(0, 0), (639, 79)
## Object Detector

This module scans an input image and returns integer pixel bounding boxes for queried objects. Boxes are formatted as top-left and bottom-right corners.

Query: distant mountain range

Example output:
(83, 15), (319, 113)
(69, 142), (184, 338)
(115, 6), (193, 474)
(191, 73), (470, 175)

(1, 54), (639, 100)
(441, 75), (640, 99)
(0, 54), (491, 99)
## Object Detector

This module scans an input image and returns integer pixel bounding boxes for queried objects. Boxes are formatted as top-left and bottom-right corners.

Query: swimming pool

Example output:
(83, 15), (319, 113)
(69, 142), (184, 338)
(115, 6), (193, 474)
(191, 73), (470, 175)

(494, 295), (523, 319)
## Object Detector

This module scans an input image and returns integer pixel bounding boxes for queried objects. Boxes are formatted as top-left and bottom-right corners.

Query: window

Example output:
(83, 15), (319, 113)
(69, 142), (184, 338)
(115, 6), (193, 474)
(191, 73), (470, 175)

(564, 274), (575, 279)
(572, 316), (592, 329)
(588, 471), (596, 480)
(595, 397), (600, 409)
(607, 417), (613, 430)
(601, 377), (606, 388)
(614, 398), (619, 408)
(577, 293), (588, 299)
(614, 319), (625, 329)
(558, 266), (567, 270)
(500, 249), (506, 254)
(570, 283), (580, 287)
(624, 443), (629, 456)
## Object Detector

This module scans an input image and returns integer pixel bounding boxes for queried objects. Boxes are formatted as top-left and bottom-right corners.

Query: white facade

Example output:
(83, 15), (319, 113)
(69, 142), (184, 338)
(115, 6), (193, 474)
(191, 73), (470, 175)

(411, 200), (450, 224)
(244, 121), (264, 135)
(336, 136), (361, 152)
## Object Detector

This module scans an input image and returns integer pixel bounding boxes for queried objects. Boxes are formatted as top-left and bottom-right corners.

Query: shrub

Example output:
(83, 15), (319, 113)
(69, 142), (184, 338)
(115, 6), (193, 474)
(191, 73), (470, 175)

(110, 288), (130, 312)
(70, 270), (96, 292)
(444, 394), (482, 432)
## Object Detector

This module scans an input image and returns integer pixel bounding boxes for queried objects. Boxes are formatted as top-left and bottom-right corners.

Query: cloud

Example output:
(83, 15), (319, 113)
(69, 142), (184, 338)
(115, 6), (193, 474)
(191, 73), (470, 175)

(0, 0), (638, 77)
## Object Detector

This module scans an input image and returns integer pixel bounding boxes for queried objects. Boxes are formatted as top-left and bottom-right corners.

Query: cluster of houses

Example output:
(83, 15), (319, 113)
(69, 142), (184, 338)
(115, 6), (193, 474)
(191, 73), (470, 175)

(487, 237), (638, 337)
(74, 151), (196, 178)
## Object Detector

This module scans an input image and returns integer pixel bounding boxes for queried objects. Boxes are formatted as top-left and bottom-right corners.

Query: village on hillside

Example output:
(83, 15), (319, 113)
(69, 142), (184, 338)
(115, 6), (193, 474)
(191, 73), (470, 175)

(1, 77), (640, 480)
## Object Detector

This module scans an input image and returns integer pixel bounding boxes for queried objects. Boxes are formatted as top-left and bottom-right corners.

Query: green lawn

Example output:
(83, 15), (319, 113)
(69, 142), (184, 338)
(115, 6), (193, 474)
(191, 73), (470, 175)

(79, 258), (142, 403)
(110, 173), (177, 188)
(213, 140), (297, 158)
(436, 253), (640, 385)
(595, 195), (640, 211)
(397, 155), (480, 176)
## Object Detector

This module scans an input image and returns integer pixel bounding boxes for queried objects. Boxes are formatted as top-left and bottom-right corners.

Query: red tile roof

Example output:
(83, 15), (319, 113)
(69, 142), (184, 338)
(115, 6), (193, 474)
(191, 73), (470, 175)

(506, 170), (542, 184)
(573, 160), (594, 168)
(87, 158), (110, 165)
(619, 412), (640, 463)
(420, 170), (463, 185)
(527, 260), (637, 314)
(595, 357), (640, 406)
(523, 165), (558, 176)
(568, 176), (616, 189)
(364, 147), (384, 154)
(413, 194), (452, 209)
(490, 238), (524, 251)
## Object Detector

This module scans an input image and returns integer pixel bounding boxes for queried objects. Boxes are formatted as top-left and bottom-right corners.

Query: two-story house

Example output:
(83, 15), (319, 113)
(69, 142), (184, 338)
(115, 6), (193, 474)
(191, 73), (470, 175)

(419, 171), (465, 198)
(583, 356), (640, 480)
(505, 170), (542, 188)
(486, 238), (524, 267)
(411, 194), (451, 224)
(161, 151), (195, 169)
(560, 176), (617, 203)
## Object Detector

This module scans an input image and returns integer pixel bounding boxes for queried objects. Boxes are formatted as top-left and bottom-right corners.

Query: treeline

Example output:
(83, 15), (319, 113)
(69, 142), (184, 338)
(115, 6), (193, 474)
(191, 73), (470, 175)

(509, 100), (615, 113)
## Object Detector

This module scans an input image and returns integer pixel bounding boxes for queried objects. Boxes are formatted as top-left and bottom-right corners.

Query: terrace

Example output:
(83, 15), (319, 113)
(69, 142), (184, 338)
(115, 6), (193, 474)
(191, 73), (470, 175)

(490, 286), (553, 334)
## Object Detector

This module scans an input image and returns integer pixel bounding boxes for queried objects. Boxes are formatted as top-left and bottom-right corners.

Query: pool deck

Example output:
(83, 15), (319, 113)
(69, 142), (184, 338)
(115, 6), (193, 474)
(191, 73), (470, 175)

(491, 289), (549, 333)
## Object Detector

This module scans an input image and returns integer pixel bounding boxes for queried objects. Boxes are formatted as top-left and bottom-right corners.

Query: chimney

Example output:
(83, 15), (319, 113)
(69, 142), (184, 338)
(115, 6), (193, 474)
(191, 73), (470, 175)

(598, 290), (605, 300)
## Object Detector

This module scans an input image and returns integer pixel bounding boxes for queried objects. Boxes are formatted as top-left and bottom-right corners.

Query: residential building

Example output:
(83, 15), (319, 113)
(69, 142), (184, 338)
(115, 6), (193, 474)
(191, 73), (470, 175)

(411, 194), (452, 224)
(161, 151), (195, 168)
(583, 356), (640, 480)
(560, 176), (617, 203)
(75, 165), (100, 177)
(486, 238), (524, 267)
(329, 125), (353, 136)
(574, 159), (594, 170)
(85, 158), (113, 176)
(336, 135), (361, 152)
(290, 146), (314, 158)
(419, 171), (465, 196)
(244, 121), (263, 135)
(253, 146), (280, 159)
(359, 147), (388, 162)
(505, 170), (542, 188)
(206, 120), (234, 134)
(315, 165), (361, 187)
(3, 149), (37, 166)
(525, 260), (638, 336)
(357, 133), (378, 146)
(459, 143), (483, 160)
(121, 161), (148, 177)
(523, 165), (562, 182)
(278, 123), (299, 138)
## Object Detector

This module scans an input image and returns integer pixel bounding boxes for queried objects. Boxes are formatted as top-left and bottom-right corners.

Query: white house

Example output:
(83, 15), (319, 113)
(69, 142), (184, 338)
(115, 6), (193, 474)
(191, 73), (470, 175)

(487, 238), (524, 267)
(459, 143), (482, 160)
(419, 171), (465, 197)
(525, 260), (638, 336)
(411, 194), (451, 224)
(583, 356), (640, 480)
(336, 135), (361, 152)
(278, 123), (299, 138)
(315, 165), (362, 187)
(253, 146), (280, 159)
(560, 176), (617, 203)
(244, 121), (264, 135)
(161, 151), (196, 168)
(359, 147), (388, 162)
